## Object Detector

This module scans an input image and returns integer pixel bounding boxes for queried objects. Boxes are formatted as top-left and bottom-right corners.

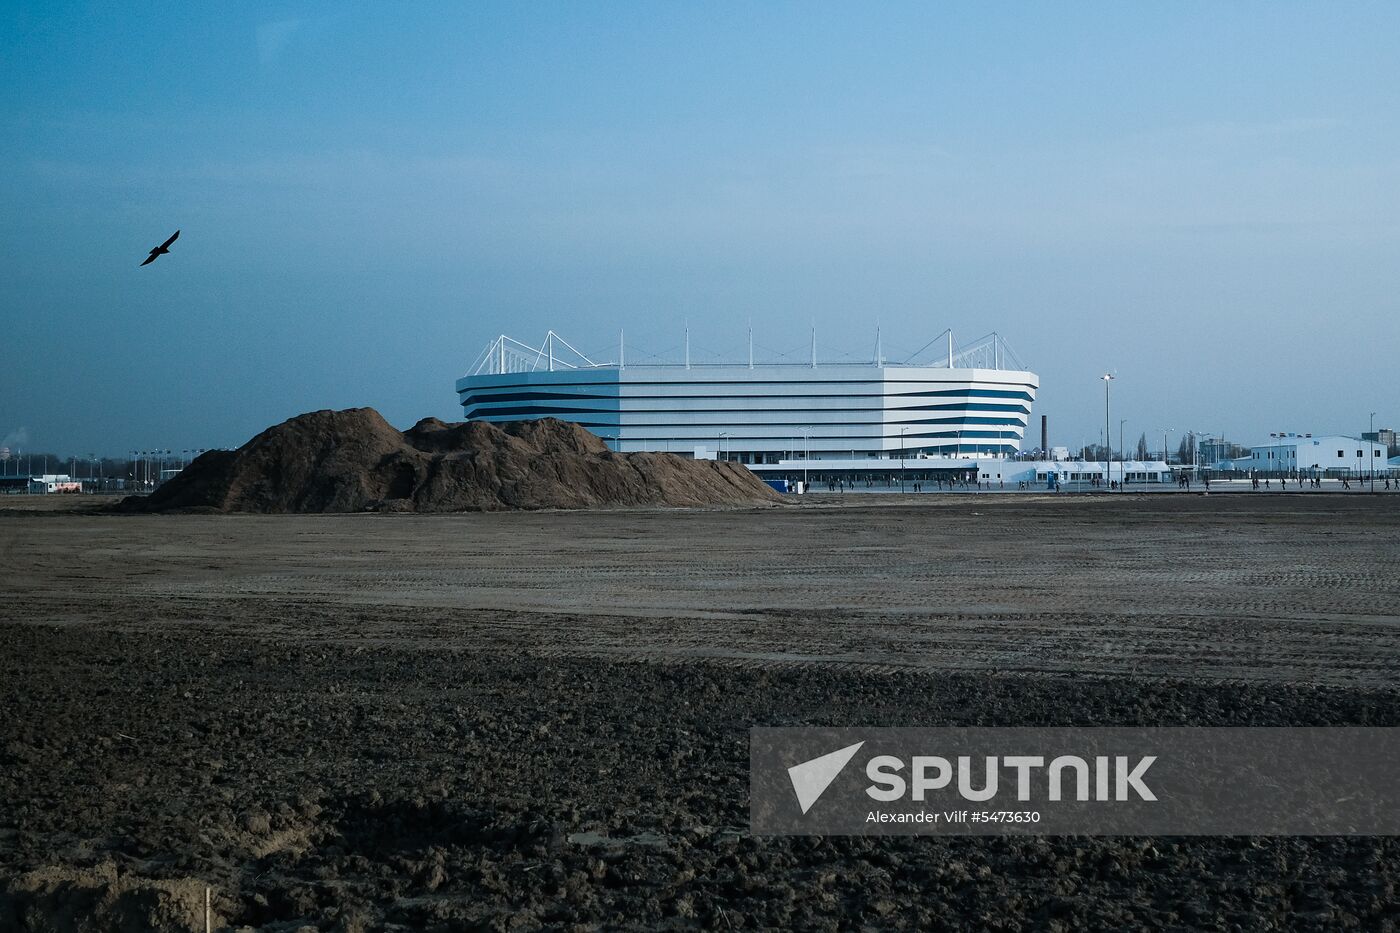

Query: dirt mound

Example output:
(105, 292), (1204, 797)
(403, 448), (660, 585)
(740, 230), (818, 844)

(121, 408), (782, 513)
(3, 862), (215, 933)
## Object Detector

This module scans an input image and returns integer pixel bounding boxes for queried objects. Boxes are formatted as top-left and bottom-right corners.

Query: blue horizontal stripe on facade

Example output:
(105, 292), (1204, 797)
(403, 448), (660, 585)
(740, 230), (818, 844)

(546, 426), (1021, 441)
(465, 408), (1026, 428)
(460, 388), (1035, 404)
(464, 404), (1030, 419)
(458, 374), (1030, 384)
(463, 396), (1029, 411)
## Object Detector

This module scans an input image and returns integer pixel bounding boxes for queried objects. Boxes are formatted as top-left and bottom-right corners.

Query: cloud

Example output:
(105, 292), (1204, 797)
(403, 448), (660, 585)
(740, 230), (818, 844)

(257, 19), (301, 66)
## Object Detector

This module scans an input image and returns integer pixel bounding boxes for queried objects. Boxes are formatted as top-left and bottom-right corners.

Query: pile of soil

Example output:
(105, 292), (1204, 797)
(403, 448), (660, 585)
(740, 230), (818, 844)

(5, 863), (211, 932)
(121, 408), (782, 513)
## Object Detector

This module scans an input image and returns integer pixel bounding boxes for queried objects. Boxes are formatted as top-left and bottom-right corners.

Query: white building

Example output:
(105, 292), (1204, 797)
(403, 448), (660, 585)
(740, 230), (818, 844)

(1009, 460), (1174, 486)
(27, 474), (81, 494)
(458, 331), (1038, 464)
(1221, 434), (1388, 477)
(742, 456), (1172, 487)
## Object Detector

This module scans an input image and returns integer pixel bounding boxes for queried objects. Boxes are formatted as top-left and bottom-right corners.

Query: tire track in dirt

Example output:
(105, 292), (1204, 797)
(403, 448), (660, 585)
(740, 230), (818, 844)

(5, 498), (1400, 688)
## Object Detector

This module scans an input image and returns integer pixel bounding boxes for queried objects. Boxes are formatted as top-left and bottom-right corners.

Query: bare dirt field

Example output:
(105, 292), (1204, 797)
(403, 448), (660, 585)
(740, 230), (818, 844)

(3, 494), (1399, 930)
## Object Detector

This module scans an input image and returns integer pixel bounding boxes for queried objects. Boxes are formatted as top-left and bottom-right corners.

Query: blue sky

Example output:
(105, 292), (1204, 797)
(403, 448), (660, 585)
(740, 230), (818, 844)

(3, 2), (1398, 456)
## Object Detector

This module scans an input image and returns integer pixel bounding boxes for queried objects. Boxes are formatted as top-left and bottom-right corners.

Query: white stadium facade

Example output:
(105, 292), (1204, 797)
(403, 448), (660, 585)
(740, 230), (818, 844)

(456, 330), (1175, 489)
(458, 330), (1038, 469)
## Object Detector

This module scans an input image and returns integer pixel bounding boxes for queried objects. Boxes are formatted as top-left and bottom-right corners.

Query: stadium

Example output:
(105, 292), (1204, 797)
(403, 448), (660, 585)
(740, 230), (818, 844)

(455, 330), (1041, 482)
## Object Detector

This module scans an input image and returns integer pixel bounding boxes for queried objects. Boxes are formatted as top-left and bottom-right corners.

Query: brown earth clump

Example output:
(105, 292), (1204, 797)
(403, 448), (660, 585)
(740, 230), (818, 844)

(120, 408), (783, 513)
(4, 862), (216, 933)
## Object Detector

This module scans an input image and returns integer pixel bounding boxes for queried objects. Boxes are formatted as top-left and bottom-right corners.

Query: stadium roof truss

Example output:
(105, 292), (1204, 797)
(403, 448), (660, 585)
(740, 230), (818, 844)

(469, 328), (1027, 376)
(470, 332), (600, 376)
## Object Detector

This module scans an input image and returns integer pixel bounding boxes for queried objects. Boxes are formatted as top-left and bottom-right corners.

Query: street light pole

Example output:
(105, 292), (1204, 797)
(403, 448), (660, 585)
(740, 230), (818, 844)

(1102, 373), (1114, 489)
(1119, 419), (1126, 490)
(900, 426), (908, 493)
(800, 426), (810, 491)
(1371, 412), (1377, 492)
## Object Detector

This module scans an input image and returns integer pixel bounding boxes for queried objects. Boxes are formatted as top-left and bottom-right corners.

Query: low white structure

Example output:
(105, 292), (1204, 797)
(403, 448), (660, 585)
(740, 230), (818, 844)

(1219, 435), (1388, 477)
(27, 474), (81, 494)
(747, 456), (1172, 487)
(991, 460), (1174, 487)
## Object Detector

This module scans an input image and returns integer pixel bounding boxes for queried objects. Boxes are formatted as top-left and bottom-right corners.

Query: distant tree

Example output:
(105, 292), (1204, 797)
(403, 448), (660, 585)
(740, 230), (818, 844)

(1079, 443), (1111, 462)
(1135, 433), (1149, 460)
(1176, 434), (1197, 464)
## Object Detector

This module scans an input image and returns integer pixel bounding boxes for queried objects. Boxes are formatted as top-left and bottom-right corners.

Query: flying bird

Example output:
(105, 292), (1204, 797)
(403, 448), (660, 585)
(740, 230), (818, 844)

(140, 230), (180, 266)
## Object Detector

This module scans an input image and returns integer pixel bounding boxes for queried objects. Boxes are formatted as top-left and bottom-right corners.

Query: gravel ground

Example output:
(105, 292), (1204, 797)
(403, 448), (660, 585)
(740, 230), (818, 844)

(3, 495), (1399, 930)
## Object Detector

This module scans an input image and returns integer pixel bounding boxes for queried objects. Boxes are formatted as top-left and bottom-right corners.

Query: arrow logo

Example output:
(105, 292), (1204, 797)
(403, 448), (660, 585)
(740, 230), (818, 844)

(787, 741), (865, 814)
